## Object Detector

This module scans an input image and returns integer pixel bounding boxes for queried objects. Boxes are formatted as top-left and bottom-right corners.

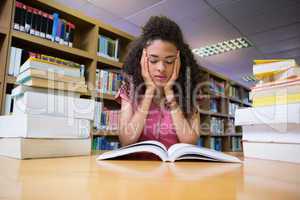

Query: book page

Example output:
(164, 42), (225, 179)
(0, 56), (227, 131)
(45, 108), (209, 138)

(97, 141), (168, 161)
(168, 145), (241, 163)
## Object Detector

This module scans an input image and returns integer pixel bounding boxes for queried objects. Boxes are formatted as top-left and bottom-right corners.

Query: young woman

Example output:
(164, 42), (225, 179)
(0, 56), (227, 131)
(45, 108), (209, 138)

(115, 16), (203, 149)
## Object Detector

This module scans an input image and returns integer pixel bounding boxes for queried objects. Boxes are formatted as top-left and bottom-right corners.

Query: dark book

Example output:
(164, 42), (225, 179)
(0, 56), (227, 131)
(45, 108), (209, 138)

(30, 8), (38, 35)
(40, 12), (48, 38)
(46, 14), (53, 40)
(14, 1), (23, 30)
(65, 22), (70, 45)
(35, 9), (42, 37)
(59, 20), (66, 45)
(24, 6), (33, 33)
(68, 22), (75, 47)
(19, 2), (26, 32)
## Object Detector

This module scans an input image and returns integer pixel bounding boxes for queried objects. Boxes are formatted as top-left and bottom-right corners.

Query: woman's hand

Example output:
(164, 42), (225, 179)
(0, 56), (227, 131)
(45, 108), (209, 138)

(164, 50), (181, 94)
(141, 49), (156, 92)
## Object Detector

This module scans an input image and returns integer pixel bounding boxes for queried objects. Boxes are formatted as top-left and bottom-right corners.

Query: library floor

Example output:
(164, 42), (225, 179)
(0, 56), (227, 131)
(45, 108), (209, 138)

(0, 155), (299, 200)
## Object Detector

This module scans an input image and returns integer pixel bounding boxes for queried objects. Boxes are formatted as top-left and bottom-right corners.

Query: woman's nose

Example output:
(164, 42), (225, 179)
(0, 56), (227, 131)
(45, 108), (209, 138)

(157, 61), (166, 72)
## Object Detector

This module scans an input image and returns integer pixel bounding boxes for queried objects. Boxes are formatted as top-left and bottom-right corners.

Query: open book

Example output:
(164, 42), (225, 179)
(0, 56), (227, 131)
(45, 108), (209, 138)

(96, 140), (241, 163)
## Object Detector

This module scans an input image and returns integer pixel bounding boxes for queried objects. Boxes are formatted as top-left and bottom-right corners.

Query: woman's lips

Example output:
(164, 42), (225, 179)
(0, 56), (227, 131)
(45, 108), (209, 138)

(154, 75), (167, 81)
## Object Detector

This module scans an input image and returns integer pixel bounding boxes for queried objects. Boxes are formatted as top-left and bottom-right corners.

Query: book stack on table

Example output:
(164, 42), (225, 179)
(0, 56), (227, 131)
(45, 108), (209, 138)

(0, 55), (95, 159)
(235, 59), (300, 163)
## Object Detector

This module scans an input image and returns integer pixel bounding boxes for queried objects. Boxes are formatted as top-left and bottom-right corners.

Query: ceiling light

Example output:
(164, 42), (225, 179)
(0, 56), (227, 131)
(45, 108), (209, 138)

(192, 37), (252, 58)
(242, 74), (258, 83)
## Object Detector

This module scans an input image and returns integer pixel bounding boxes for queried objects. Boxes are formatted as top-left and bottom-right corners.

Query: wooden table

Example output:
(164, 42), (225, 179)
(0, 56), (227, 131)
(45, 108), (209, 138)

(0, 155), (299, 200)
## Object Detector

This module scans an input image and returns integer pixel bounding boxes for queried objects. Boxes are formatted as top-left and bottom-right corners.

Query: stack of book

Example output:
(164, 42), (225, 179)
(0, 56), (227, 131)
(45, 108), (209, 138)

(210, 117), (224, 135)
(228, 102), (239, 116)
(235, 59), (300, 163)
(209, 78), (225, 95)
(0, 55), (94, 159)
(94, 101), (120, 131)
(97, 35), (119, 61)
(95, 69), (122, 96)
(14, 1), (75, 47)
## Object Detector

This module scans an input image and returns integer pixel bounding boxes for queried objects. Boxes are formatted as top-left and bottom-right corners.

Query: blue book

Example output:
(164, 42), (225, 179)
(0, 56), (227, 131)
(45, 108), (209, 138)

(51, 13), (59, 42)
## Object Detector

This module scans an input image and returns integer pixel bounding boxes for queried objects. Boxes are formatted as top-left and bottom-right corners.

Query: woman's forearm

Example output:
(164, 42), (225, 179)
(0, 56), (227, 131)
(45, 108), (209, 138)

(165, 89), (198, 144)
(119, 88), (155, 146)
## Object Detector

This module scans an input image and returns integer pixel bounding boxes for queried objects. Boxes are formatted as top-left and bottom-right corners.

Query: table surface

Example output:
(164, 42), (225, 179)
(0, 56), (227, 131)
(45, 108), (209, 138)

(0, 155), (299, 200)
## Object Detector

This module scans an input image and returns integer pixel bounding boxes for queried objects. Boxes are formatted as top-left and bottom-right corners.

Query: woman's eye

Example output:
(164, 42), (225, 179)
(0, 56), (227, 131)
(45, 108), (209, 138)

(165, 61), (175, 65)
(149, 60), (158, 64)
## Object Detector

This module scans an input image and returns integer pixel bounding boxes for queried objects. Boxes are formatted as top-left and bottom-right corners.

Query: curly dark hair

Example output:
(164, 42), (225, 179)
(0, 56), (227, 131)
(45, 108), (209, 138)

(122, 16), (204, 118)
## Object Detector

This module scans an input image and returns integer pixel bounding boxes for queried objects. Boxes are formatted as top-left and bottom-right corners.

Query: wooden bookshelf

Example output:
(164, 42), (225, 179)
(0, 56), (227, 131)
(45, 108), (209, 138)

(93, 130), (119, 136)
(12, 30), (94, 60)
(97, 56), (123, 68)
(5, 75), (17, 85)
(0, 0), (251, 153)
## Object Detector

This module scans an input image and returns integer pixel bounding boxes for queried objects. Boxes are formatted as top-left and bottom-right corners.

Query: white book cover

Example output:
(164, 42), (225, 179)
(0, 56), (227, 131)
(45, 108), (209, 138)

(13, 48), (22, 77)
(235, 103), (300, 125)
(8, 47), (16, 76)
(4, 94), (13, 115)
(19, 58), (81, 78)
(0, 138), (91, 159)
(0, 114), (90, 138)
(97, 140), (241, 163)
(242, 124), (300, 144)
(243, 141), (300, 163)
(11, 85), (80, 98)
(13, 91), (95, 120)
(253, 59), (297, 76)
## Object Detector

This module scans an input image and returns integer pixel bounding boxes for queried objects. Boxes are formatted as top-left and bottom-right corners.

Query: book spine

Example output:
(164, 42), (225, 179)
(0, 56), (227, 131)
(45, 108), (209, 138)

(24, 6), (32, 33)
(14, 1), (22, 30)
(40, 12), (48, 38)
(34, 9), (42, 36)
(68, 22), (75, 47)
(51, 13), (59, 42)
(46, 14), (53, 40)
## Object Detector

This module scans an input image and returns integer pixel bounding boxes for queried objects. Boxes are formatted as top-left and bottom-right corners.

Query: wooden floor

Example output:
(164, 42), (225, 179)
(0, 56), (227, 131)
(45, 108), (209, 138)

(0, 155), (299, 200)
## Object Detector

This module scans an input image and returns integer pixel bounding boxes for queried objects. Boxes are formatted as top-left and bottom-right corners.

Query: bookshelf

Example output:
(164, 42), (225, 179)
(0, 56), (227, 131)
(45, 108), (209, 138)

(0, 0), (251, 154)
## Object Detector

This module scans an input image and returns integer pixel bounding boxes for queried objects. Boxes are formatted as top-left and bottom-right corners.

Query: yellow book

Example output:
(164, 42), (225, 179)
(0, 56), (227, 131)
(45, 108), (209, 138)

(253, 59), (293, 65)
(22, 77), (87, 93)
(252, 93), (300, 107)
(253, 59), (297, 80)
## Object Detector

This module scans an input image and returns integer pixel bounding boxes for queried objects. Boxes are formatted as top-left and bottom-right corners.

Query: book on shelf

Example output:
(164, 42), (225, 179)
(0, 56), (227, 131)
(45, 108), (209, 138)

(209, 137), (222, 151)
(231, 137), (242, 152)
(0, 114), (91, 138)
(209, 77), (225, 95)
(228, 102), (239, 116)
(92, 136), (120, 151)
(97, 140), (241, 162)
(13, 89), (95, 120)
(0, 137), (91, 159)
(98, 34), (119, 61)
(210, 117), (224, 135)
(7, 47), (85, 78)
(96, 69), (122, 95)
(229, 85), (240, 99)
(4, 94), (14, 115)
(94, 101), (120, 131)
(253, 59), (297, 79)
(13, 1), (75, 47)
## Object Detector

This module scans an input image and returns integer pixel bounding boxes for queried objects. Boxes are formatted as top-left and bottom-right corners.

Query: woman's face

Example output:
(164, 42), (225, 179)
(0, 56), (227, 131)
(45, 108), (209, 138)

(145, 39), (178, 88)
